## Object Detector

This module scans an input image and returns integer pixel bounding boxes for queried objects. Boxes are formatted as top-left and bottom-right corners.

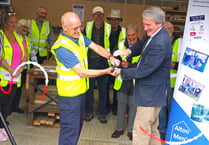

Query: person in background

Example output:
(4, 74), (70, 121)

(28, 7), (55, 64)
(51, 12), (119, 145)
(0, 14), (27, 142)
(83, 6), (114, 123)
(159, 21), (182, 140)
(112, 7), (172, 145)
(106, 10), (125, 115)
(111, 24), (140, 141)
(12, 19), (38, 114)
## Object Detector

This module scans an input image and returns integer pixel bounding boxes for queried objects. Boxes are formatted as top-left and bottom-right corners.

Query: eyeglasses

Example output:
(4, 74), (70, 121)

(7, 12), (16, 16)
(94, 13), (104, 17)
(65, 25), (82, 31)
(71, 25), (82, 31)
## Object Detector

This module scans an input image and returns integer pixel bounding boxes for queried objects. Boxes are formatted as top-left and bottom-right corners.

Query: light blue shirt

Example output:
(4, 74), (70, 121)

(55, 30), (92, 68)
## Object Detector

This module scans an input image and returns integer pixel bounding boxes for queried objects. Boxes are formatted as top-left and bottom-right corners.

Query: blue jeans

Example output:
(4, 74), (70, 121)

(85, 59), (109, 115)
(58, 94), (85, 145)
(159, 88), (174, 133)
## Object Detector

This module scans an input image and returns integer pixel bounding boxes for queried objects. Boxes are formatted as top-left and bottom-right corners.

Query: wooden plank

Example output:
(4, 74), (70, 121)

(48, 112), (55, 117)
(40, 116), (50, 124)
(33, 116), (42, 126)
(54, 122), (60, 128)
(34, 100), (57, 105)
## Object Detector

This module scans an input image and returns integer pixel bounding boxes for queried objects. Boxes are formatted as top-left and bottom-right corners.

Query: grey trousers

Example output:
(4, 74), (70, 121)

(116, 91), (136, 133)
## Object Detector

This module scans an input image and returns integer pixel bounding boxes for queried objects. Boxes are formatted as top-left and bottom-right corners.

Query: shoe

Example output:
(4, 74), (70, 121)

(0, 129), (8, 142)
(111, 130), (123, 138)
(13, 108), (24, 114)
(98, 115), (107, 124)
(85, 113), (94, 122)
(1, 128), (13, 137)
(16, 108), (24, 114)
(112, 109), (117, 116)
(1, 128), (8, 138)
(127, 132), (133, 140)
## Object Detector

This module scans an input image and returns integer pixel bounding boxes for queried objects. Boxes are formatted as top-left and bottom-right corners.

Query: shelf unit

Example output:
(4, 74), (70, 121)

(164, 9), (187, 37)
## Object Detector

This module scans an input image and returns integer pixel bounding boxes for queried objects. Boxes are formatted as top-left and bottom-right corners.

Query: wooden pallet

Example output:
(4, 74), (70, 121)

(33, 112), (60, 127)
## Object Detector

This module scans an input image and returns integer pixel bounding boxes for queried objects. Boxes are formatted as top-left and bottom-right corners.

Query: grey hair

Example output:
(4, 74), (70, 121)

(61, 15), (68, 26)
(61, 15), (64, 25)
(37, 7), (47, 13)
(126, 24), (138, 32)
(142, 7), (165, 24)
(17, 19), (29, 29)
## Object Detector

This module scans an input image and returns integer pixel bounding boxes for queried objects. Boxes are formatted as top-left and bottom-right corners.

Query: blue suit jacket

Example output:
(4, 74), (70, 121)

(121, 27), (172, 107)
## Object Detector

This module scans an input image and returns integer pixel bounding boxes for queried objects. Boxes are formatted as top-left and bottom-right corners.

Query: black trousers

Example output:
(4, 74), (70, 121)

(12, 69), (27, 110)
(0, 84), (17, 128)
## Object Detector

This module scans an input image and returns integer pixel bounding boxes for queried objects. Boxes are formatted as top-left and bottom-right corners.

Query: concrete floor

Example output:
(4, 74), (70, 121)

(1, 88), (132, 145)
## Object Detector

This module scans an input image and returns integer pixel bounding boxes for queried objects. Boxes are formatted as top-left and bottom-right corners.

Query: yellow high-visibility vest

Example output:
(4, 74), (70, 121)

(51, 33), (88, 97)
(0, 30), (25, 87)
(114, 38), (141, 90)
(28, 19), (50, 57)
(85, 21), (112, 66)
(171, 38), (182, 88)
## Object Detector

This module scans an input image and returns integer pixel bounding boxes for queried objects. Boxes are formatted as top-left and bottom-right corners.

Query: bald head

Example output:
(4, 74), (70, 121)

(61, 12), (82, 38)
(61, 12), (80, 26)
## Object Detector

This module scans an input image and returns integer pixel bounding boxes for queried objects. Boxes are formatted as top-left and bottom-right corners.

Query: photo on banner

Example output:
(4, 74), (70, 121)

(191, 103), (209, 124)
(181, 47), (208, 73)
(178, 75), (205, 101)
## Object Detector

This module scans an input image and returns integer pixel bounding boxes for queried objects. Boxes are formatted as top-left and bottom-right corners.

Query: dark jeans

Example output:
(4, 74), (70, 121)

(106, 89), (117, 111)
(58, 94), (85, 145)
(106, 75), (117, 111)
(159, 88), (174, 133)
(85, 59), (109, 115)
(85, 75), (109, 115)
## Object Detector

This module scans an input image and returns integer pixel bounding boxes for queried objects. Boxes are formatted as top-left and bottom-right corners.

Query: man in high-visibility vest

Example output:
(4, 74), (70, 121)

(159, 21), (182, 140)
(28, 7), (55, 64)
(52, 12), (119, 145)
(106, 10), (125, 116)
(111, 24), (140, 141)
(83, 6), (114, 124)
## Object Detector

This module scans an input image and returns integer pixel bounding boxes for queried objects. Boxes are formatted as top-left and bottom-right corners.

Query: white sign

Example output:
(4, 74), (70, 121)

(73, 4), (85, 22)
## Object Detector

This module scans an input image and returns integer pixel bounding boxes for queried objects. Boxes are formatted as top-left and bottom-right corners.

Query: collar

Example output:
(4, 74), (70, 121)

(150, 26), (163, 39)
(61, 30), (79, 44)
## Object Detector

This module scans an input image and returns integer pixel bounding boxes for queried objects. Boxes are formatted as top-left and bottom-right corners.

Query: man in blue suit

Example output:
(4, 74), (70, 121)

(112, 7), (172, 145)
